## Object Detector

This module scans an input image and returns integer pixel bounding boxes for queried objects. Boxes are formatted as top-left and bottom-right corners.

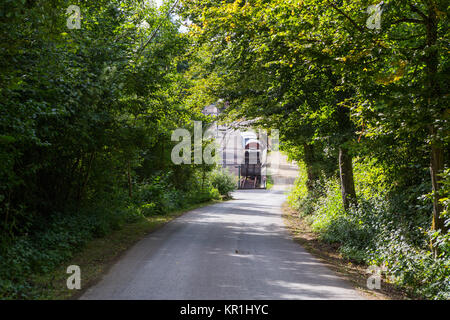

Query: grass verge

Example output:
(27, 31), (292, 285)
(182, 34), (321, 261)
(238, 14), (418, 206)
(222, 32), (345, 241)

(31, 200), (222, 300)
(282, 203), (412, 300)
(266, 175), (274, 190)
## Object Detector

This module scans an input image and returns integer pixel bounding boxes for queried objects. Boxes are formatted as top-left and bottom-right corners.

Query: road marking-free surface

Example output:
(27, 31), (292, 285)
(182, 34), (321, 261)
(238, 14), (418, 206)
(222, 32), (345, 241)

(81, 188), (363, 300)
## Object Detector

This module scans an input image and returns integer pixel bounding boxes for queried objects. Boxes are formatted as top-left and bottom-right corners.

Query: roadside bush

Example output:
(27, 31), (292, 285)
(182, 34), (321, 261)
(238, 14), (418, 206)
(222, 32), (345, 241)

(210, 169), (237, 197)
(136, 176), (173, 215)
(311, 179), (345, 233)
(188, 187), (221, 204)
(287, 164), (311, 215)
(0, 209), (127, 299)
(135, 173), (221, 215)
(287, 162), (326, 216)
(0, 167), (225, 299)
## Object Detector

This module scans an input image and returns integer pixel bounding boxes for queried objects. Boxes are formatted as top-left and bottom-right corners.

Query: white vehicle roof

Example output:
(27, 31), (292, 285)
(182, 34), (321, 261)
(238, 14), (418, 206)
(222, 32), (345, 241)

(245, 139), (260, 146)
(240, 131), (257, 139)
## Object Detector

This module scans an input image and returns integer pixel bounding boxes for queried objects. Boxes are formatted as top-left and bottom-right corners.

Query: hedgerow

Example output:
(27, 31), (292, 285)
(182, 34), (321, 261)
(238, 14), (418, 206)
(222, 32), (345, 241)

(288, 159), (450, 299)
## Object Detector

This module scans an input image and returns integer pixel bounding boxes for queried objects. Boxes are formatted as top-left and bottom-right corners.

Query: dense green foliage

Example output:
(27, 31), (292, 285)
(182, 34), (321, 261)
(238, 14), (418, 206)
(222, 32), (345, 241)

(0, 0), (447, 300)
(210, 168), (238, 197)
(0, 170), (224, 299)
(182, 0), (449, 299)
(0, 0), (231, 298)
(288, 161), (449, 299)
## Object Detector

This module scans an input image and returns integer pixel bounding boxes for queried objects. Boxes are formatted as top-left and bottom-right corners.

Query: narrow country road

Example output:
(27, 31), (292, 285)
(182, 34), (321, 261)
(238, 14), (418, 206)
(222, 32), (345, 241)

(81, 180), (363, 299)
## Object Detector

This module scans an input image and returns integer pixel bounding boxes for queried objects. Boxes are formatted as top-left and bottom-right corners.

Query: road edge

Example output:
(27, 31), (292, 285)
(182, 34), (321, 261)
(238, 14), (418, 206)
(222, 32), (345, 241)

(281, 202), (412, 300)
(31, 199), (225, 300)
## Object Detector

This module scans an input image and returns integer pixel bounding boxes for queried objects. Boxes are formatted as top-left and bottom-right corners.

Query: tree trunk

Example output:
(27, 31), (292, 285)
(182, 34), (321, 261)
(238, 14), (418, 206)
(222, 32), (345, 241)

(127, 160), (132, 198)
(303, 143), (318, 192)
(430, 142), (446, 232)
(425, 4), (446, 235)
(335, 101), (357, 211)
(77, 152), (95, 203)
(339, 146), (356, 210)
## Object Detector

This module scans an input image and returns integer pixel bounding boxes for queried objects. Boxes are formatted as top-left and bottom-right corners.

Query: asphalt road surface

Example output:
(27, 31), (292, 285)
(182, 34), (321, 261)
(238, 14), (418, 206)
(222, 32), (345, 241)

(81, 188), (363, 299)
